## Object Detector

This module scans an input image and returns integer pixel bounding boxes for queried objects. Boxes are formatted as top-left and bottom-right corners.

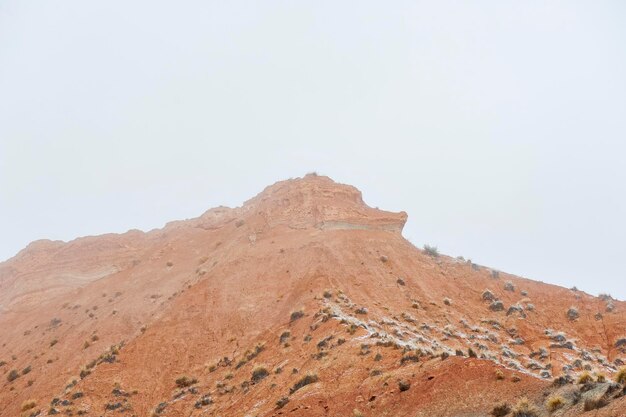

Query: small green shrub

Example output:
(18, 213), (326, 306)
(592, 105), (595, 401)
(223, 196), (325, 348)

(290, 310), (304, 322)
(251, 366), (269, 382)
(175, 376), (198, 388)
(511, 397), (539, 417)
(7, 369), (19, 382)
(491, 403), (510, 417)
(423, 244), (439, 257)
(290, 373), (318, 394)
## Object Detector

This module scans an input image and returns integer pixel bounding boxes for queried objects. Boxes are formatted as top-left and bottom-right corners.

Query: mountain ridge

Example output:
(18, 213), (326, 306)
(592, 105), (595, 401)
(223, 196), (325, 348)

(1, 174), (624, 417)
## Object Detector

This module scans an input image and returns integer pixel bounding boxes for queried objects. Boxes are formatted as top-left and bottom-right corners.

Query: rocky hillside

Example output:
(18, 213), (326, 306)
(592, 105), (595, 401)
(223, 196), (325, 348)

(1, 174), (625, 417)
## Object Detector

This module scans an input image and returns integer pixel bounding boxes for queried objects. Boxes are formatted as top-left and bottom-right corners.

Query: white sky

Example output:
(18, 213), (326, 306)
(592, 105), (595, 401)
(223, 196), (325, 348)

(1, 1), (625, 299)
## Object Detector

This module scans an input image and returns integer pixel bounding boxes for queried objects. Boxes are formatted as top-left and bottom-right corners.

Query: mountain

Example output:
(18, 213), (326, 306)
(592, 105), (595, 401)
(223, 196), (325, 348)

(1, 174), (625, 417)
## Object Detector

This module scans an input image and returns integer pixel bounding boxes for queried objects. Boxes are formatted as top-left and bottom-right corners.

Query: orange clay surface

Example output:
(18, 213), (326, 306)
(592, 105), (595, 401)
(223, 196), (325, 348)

(1, 175), (624, 417)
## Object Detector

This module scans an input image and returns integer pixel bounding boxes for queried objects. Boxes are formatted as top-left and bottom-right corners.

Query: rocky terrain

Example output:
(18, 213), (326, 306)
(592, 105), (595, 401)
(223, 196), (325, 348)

(1, 174), (625, 417)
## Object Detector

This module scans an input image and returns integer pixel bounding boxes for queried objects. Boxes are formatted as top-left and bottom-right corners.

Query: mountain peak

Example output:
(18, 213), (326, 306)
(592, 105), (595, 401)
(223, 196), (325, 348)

(241, 174), (408, 232)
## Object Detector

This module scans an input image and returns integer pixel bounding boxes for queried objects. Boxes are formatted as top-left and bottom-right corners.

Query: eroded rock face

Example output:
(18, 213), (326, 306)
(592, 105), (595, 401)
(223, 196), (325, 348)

(0, 174), (624, 417)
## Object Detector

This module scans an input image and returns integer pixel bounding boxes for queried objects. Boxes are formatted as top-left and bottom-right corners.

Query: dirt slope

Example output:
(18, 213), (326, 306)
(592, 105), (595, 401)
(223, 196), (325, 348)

(1, 174), (624, 417)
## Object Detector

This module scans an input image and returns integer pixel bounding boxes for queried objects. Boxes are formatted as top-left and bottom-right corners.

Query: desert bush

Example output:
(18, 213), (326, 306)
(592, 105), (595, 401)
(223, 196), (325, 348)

(495, 369), (505, 380)
(482, 290), (494, 301)
(398, 379), (410, 391)
(443, 298), (451, 306)
(490, 300), (505, 311)
(276, 396), (289, 409)
(567, 307), (579, 320)
(22, 365), (31, 375)
(323, 290), (332, 298)
(491, 403), (510, 417)
(50, 339), (58, 347)
(289, 373), (318, 394)
(615, 367), (626, 384)
(596, 373), (606, 383)
(511, 397), (539, 417)
(290, 310), (304, 322)
(546, 395), (565, 412)
(175, 376), (198, 388)
(21, 400), (36, 411)
(423, 245), (439, 257)
(279, 331), (291, 344)
(251, 366), (269, 382)
(7, 369), (19, 382)
(504, 281), (515, 292)
(577, 371), (593, 384)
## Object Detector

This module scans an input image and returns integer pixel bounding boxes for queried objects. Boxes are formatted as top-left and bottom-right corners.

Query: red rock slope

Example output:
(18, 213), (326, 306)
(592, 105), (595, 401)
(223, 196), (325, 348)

(1, 174), (624, 417)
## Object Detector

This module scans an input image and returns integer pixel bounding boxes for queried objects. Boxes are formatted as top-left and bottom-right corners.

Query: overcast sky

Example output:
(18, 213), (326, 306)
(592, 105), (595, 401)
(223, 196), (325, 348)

(1, 1), (625, 299)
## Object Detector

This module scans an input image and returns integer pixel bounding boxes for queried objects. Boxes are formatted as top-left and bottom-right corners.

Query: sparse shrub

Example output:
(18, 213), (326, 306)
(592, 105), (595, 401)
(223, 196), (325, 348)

(495, 369), (505, 380)
(577, 371), (593, 384)
(482, 290), (494, 301)
(443, 298), (451, 306)
(7, 369), (19, 382)
(546, 395), (565, 412)
(83, 340), (91, 349)
(79, 366), (90, 379)
(567, 307), (579, 320)
(398, 379), (410, 391)
(492, 270), (500, 279)
(491, 403), (510, 417)
(323, 290), (332, 298)
(279, 331), (291, 344)
(423, 245), (439, 257)
(50, 339), (58, 347)
(596, 373), (606, 383)
(290, 310), (304, 322)
(468, 348), (477, 358)
(251, 366), (269, 382)
(194, 395), (212, 408)
(504, 281), (515, 292)
(290, 373), (318, 394)
(175, 376), (198, 388)
(166, 261), (173, 267)
(511, 397), (539, 417)
(21, 400), (36, 411)
(396, 278), (405, 286)
(355, 307), (368, 315)
(276, 396), (289, 409)
(490, 300), (505, 311)
(22, 365), (31, 375)
(615, 367), (626, 384)
(91, 334), (99, 342)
